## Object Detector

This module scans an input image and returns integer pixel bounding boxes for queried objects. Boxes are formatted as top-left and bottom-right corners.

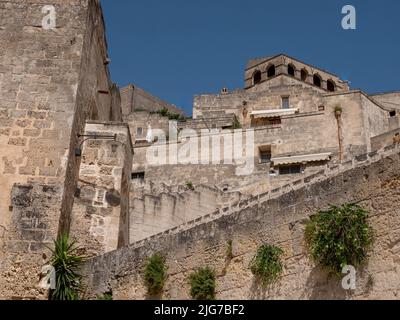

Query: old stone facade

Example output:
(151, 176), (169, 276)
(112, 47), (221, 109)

(1, 0), (400, 300)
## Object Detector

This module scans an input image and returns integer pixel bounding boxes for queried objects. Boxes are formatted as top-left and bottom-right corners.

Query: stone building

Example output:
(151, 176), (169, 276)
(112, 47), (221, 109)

(1, 0), (400, 300)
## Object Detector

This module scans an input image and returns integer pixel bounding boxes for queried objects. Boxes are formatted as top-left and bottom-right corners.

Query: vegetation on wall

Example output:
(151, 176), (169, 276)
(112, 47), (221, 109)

(233, 117), (242, 129)
(305, 203), (374, 275)
(185, 181), (194, 190)
(97, 292), (113, 300)
(49, 234), (85, 300)
(226, 240), (233, 261)
(152, 107), (186, 121)
(189, 267), (216, 300)
(250, 244), (284, 287)
(143, 253), (167, 295)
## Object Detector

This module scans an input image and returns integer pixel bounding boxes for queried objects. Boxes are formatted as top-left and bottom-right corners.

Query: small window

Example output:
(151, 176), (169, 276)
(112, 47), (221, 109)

(253, 70), (262, 85)
(288, 64), (295, 77)
(267, 65), (276, 78)
(318, 105), (325, 112)
(279, 165), (301, 175)
(260, 150), (271, 164)
(327, 80), (335, 92)
(132, 172), (145, 180)
(313, 74), (322, 87)
(301, 69), (308, 81)
(136, 127), (143, 136)
(282, 97), (290, 109)
(390, 111), (396, 117)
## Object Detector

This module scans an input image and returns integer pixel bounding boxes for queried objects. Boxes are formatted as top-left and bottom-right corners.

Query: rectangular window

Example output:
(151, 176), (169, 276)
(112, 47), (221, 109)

(136, 127), (143, 136)
(259, 147), (271, 164)
(282, 97), (290, 109)
(390, 111), (396, 117)
(132, 172), (145, 180)
(279, 165), (301, 175)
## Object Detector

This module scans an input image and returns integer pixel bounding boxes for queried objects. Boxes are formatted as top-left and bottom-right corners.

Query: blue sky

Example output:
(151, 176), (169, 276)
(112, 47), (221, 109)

(102, 0), (400, 115)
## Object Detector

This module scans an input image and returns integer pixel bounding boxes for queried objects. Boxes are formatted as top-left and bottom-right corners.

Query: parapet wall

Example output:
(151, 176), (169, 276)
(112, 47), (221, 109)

(82, 143), (400, 299)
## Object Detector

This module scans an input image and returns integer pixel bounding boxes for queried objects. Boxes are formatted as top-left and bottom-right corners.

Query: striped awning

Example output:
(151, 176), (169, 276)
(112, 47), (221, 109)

(250, 108), (299, 118)
(271, 152), (332, 166)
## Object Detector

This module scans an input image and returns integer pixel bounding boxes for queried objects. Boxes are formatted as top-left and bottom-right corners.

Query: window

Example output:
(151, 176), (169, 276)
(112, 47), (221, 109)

(327, 80), (336, 92)
(279, 165), (301, 175)
(259, 148), (271, 164)
(318, 105), (325, 112)
(313, 74), (322, 87)
(301, 69), (308, 81)
(390, 111), (397, 117)
(288, 64), (295, 77)
(267, 65), (276, 78)
(253, 70), (262, 85)
(282, 97), (290, 109)
(136, 127), (143, 136)
(132, 172), (145, 180)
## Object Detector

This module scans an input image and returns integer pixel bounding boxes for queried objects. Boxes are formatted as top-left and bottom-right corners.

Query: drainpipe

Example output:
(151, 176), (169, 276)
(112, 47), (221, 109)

(335, 107), (344, 162)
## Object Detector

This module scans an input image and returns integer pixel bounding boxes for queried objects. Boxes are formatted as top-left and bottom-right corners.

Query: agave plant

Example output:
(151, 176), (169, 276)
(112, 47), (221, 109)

(49, 234), (85, 300)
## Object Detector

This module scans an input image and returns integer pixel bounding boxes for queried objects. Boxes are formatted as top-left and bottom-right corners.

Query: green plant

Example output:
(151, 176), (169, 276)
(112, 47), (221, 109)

(143, 253), (167, 295)
(97, 292), (113, 300)
(49, 234), (85, 300)
(186, 181), (194, 190)
(189, 267), (216, 300)
(305, 203), (374, 275)
(250, 244), (284, 287)
(232, 117), (242, 129)
(334, 105), (343, 114)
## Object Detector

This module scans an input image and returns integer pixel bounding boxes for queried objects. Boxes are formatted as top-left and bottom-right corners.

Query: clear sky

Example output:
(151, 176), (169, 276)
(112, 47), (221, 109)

(101, 0), (400, 115)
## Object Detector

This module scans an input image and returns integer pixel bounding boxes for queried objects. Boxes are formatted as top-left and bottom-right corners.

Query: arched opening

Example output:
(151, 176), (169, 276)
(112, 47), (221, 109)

(301, 69), (308, 81)
(288, 64), (295, 77)
(327, 80), (336, 92)
(313, 74), (322, 87)
(267, 65), (276, 78)
(253, 70), (262, 85)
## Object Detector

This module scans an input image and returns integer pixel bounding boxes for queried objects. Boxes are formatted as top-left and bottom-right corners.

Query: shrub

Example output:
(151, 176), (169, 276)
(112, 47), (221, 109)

(186, 181), (194, 190)
(189, 267), (216, 300)
(49, 234), (85, 300)
(233, 117), (242, 129)
(250, 244), (284, 287)
(143, 253), (167, 295)
(97, 292), (113, 300)
(305, 203), (374, 275)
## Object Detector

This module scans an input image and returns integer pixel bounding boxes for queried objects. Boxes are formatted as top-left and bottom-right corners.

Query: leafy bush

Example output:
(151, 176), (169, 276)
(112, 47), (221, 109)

(143, 253), (167, 295)
(305, 203), (374, 274)
(185, 181), (194, 190)
(250, 244), (284, 286)
(49, 234), (85, 300)
(189, 267), (216, 300)
(97, 292), (113, 300)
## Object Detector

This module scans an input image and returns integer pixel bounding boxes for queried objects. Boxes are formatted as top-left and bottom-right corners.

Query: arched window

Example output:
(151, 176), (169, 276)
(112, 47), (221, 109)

(327, 80), (336, 92)
(253, 70), (262, 85)
(313, 74), (322, 87)
(288, 64), (295, 77)
(267, 65), (276, 78)
(301, 69), (308, 81)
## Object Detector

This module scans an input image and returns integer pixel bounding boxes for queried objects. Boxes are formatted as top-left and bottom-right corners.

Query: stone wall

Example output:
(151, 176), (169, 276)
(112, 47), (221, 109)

(82, 143), (400, 300)
(70, 121), (133, 257)
(0, 0), (121, 299)
(121, 84), (183, 116)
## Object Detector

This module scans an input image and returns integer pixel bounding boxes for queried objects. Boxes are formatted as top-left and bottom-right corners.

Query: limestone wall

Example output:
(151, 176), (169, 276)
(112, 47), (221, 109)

(70, 122), (133, 257)
(82, 143), (400, 300)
